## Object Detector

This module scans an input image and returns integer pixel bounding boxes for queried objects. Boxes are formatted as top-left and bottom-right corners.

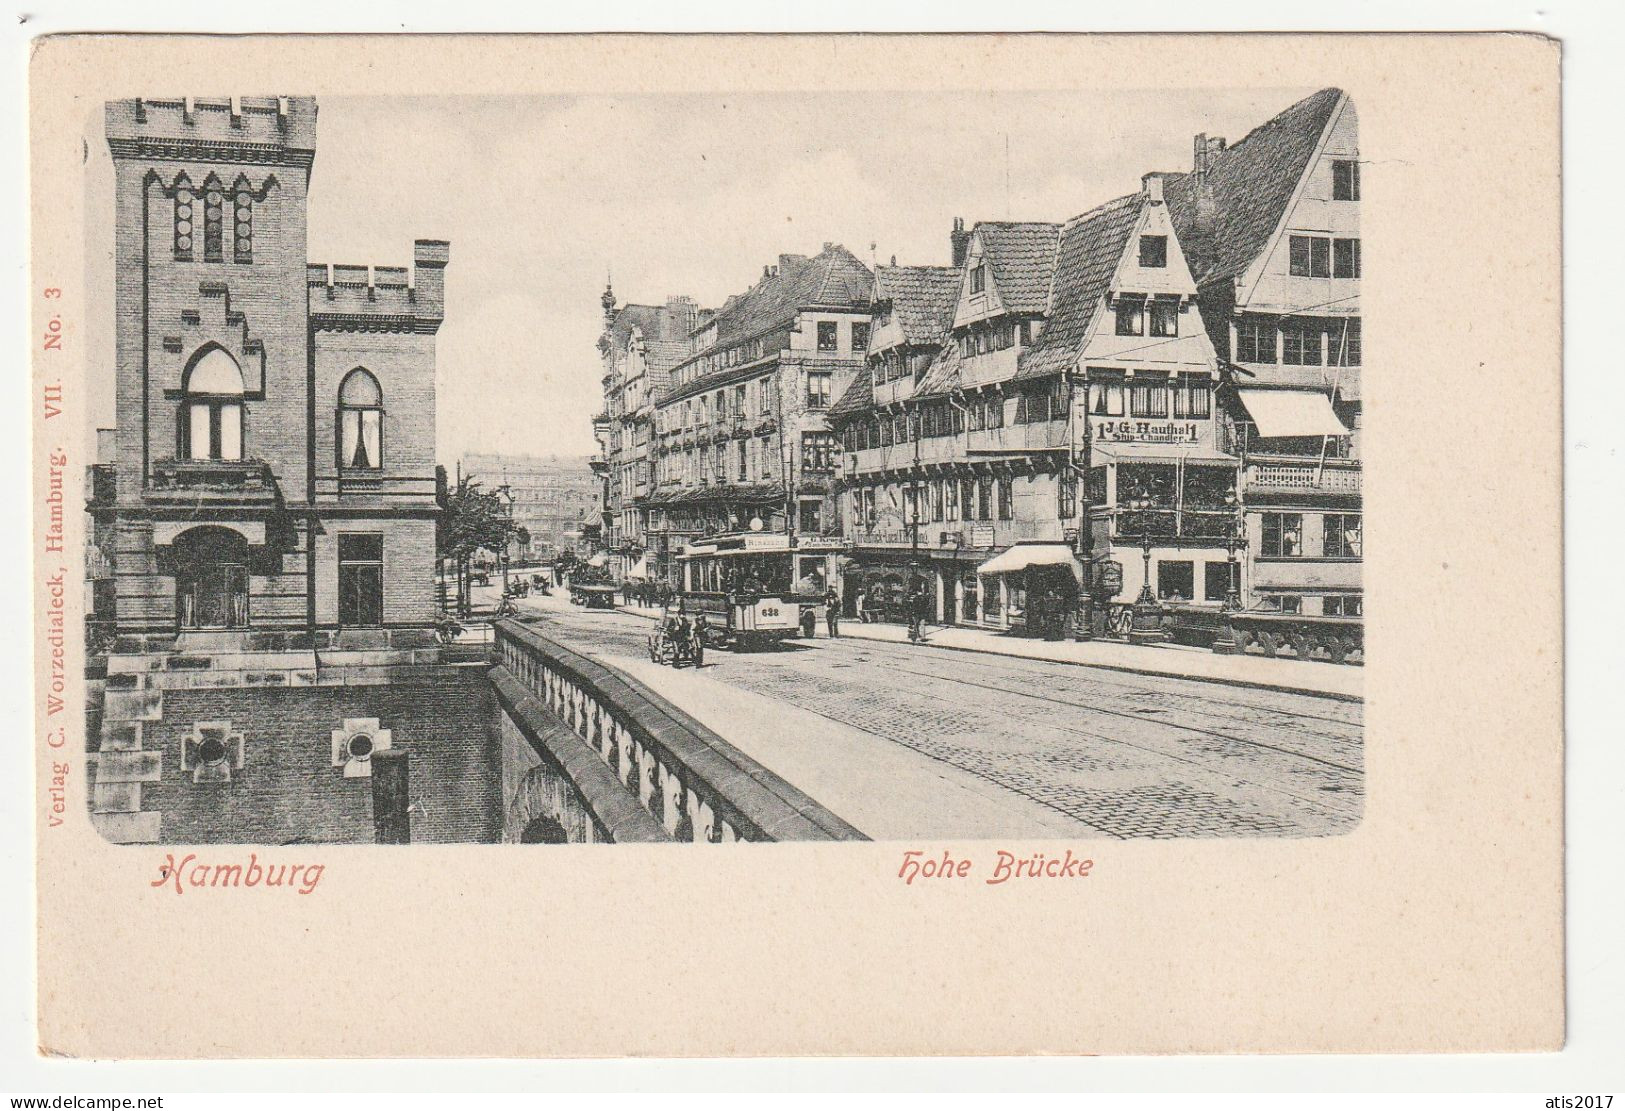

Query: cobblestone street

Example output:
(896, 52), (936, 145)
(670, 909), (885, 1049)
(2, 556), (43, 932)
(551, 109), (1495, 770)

(513, 595), (1363, 839)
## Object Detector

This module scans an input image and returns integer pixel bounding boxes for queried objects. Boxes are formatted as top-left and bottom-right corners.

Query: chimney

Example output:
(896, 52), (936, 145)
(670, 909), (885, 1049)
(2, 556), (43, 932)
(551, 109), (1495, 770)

(1193, 133), (1225, 236)
(1141, 172), (1165, 203)
(413, 239), (450, 318)
(950, 217), (970, 269)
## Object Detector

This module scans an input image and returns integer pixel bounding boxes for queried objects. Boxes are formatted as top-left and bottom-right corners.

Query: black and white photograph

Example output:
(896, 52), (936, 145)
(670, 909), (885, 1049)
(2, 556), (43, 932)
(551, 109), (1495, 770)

(80, 86), (1364, 847)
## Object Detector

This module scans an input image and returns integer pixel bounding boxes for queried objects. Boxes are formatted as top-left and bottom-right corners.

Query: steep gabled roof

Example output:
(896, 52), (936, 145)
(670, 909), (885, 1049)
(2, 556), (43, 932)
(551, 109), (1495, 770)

(872, 264), (959, 345)
(827, 365), (875, 420)
(703, 243), (874, 354)
(976, 221), (1062, 314)
(913, 334), (965, 400)
(1163, 87), (1343, 285)
(1015, 192), (1147, 382)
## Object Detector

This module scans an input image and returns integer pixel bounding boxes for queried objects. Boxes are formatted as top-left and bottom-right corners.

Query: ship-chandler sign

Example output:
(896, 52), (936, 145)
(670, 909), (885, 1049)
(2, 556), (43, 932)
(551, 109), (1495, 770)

(1091, 419), (1202, 445)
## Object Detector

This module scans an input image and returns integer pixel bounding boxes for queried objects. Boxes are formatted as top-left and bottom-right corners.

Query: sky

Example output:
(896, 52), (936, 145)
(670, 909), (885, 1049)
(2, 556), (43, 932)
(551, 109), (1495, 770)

(82, 86), (1318, 462)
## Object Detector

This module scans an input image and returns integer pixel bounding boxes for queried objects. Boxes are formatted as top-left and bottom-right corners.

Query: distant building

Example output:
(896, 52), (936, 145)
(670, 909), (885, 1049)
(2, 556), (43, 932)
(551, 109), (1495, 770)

(459, 452), (601, 559)
(644, 243), (873, 587)
(596, 292), (704, 580)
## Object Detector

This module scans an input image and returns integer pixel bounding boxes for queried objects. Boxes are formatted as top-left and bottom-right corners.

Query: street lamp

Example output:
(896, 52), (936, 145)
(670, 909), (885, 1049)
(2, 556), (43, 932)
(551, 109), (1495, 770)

(1128, 484), (1166, 644)
(1211, 483), (1247, 655)
(496, 484), (515, 597)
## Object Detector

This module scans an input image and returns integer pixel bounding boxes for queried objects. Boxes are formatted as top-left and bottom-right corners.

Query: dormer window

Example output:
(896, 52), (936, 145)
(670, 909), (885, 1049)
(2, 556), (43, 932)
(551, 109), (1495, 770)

(817, 321), (838, 353)
(1138, 235), (1168, 268)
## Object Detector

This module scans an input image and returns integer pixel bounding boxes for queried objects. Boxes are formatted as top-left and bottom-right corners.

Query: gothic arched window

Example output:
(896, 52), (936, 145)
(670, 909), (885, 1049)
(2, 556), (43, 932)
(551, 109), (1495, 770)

(338, 368), (383, 470)
(182, 348), (245, 461)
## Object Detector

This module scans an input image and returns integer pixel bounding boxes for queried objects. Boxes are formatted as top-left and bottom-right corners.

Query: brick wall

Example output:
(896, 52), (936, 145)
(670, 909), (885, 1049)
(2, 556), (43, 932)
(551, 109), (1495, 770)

(138, 673), (499, 844)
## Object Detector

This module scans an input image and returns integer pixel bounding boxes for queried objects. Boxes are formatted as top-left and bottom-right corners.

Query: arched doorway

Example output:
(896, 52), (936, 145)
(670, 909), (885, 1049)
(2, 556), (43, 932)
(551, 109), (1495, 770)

(519, 815), (569, 844)
(173, 526), (250, 629)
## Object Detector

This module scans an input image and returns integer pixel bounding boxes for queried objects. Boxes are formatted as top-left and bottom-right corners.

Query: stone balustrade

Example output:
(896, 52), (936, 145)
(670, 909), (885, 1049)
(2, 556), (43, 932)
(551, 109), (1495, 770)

(492, 619), (867, 844)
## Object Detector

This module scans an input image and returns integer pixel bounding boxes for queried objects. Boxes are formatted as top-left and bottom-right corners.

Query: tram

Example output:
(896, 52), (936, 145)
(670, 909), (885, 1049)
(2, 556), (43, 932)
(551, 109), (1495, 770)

(676, 533), (842, 650)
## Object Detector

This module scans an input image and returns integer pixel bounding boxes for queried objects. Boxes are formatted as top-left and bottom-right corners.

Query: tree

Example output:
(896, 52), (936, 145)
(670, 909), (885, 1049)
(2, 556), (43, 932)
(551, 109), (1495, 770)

(438, 480), (510, 616)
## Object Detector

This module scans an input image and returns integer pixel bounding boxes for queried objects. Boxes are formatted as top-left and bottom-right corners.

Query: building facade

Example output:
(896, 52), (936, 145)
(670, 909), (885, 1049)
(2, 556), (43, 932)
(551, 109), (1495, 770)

(596, 292), (703, 579)
(95, 96), (448, 648)
(1164, 87), (1363, 617)
(640, 244), (873, 586)
(459, 452), (601, 560)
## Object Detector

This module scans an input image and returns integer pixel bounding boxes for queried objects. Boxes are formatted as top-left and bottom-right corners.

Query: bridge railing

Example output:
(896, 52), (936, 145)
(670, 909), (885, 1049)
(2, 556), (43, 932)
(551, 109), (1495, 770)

(492, 619), (867, 843)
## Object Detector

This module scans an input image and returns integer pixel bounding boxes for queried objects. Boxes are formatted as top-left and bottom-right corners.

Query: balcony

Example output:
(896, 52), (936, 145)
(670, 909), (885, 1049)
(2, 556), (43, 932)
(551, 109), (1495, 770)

(850, 517), (1064, 552)
(1244, 456), (1362, 497)
(146, 458), (278, 504)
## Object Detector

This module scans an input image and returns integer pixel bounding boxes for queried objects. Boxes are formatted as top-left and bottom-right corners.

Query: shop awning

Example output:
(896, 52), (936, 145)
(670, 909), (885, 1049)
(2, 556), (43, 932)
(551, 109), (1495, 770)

(977, 542), (1083, 582)
(585, 552), (609, 568)
(626, 555), (650, 580)
(1236, 388), (1349, 438)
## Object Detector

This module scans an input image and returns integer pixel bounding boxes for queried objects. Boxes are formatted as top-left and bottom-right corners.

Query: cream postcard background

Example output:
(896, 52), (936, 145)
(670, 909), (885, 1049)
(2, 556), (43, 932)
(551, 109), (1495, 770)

(30, 33), (1562, 1058)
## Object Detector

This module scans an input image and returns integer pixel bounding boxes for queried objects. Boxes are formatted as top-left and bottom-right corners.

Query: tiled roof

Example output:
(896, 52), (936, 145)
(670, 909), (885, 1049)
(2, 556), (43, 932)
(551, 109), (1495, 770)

(1163, 88), (1343, 285)
(827, 365), (874, 420)
(704, 243), (874, 354)
(872, 264), (959, 345)
(977, 221), (1061, 314)
(913, 335), (965, 400)
(1015, 192), (1147, 382)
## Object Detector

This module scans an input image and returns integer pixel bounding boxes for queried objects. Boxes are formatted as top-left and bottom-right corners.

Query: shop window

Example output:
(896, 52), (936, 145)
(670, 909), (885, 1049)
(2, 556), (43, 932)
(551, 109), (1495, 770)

(1156, 560), (1194, 601)
(1149, 299), (1179, 337)
(1203, 560), (1235, 602)
(1324, 594), (1363, 617)
(1332, 159), (1360, 201)
(1115, 297), (1145, 336)
(337, 367), (384, 469)
(1261, 512), (1303, 557)
(817, 322), (838, 353)
(181, 347), (245, 461)
(1333, 237), (1361, 278)
(1138, 234), (1167, 268)
(852, 321), (870, 352)
(1324, 513), (1362, 557)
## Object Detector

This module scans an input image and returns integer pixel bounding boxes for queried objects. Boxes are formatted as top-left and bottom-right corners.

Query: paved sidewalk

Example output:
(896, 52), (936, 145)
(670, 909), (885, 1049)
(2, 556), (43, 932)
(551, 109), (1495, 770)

(611, 601), (1362, 701)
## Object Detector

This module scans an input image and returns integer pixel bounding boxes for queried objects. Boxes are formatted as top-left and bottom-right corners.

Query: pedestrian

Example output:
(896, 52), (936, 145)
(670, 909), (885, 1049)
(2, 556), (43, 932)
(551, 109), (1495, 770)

(855, 588), (868, 624)
(824, 588), (840, 637)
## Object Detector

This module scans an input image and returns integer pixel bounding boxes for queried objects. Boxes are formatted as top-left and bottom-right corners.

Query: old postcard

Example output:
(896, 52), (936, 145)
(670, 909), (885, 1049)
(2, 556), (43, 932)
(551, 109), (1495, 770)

(29, 33), (1562, 1057)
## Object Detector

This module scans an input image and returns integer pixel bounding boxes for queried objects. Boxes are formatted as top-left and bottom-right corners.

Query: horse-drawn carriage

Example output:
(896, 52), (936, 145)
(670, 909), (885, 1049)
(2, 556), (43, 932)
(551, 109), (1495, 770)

(569, 582), (618, 609)
(647, 606), (706, 668)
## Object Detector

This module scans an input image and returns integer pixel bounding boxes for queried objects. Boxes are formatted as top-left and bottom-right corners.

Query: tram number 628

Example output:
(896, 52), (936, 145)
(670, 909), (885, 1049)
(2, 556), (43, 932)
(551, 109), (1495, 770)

(759, 605), (780, 618)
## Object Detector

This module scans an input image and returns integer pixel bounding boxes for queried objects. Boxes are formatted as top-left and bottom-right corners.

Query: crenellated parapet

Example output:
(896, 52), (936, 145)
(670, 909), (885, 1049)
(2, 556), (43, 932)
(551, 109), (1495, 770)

(105, 96), (318, 167)
(307, 240), (449, 333)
